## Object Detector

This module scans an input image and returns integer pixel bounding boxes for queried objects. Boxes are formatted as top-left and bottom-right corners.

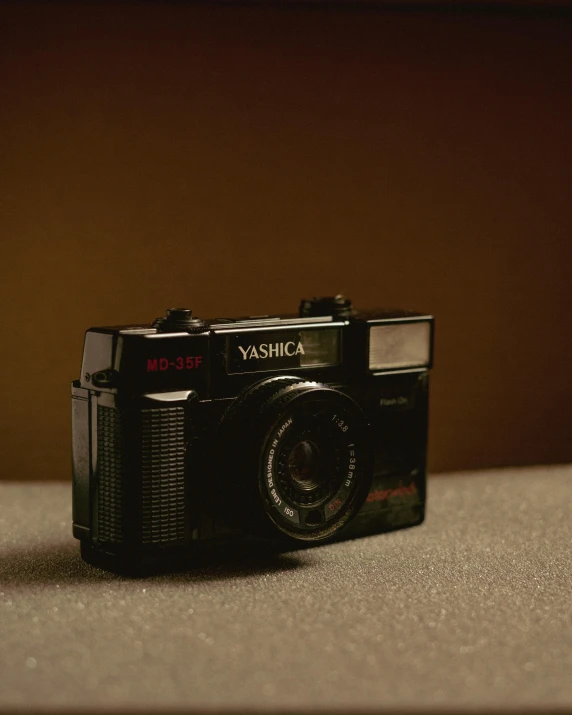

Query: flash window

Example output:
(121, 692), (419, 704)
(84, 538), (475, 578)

(369, 321), (431, 371)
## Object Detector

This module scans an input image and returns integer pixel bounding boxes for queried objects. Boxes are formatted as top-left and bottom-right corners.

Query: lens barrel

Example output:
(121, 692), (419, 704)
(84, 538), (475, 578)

(217, 377), (372, 542)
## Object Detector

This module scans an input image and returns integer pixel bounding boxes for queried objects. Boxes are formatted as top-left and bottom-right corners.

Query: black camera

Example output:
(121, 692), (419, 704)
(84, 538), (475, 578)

(72, 296), (434, 573)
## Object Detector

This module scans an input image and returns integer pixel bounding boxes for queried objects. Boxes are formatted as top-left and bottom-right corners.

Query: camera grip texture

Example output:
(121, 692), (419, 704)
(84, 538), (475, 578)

(92, 401), (187, 549)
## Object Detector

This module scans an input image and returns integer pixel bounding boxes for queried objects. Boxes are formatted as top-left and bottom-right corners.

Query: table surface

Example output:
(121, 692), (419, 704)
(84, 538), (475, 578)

(1, 465), (571, 713)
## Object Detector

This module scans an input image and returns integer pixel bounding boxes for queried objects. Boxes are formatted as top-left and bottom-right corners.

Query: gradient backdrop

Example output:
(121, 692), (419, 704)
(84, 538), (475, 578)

(1, 2), (571, 481)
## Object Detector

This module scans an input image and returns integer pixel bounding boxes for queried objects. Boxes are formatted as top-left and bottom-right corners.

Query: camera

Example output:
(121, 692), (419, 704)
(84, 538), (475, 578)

(72, 296), (434, 574)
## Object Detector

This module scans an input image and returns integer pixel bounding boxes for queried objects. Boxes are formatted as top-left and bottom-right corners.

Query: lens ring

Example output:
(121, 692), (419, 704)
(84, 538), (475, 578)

(217, 376), (372, 542)
(260, 395), (369, 539)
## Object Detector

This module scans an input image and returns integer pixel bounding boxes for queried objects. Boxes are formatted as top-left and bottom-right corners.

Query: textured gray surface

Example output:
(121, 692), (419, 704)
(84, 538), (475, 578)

(1, 466), (572, 713)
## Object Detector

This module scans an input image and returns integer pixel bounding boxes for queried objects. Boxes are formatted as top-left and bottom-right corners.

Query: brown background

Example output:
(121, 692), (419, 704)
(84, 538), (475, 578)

(1, 2), (571, 481)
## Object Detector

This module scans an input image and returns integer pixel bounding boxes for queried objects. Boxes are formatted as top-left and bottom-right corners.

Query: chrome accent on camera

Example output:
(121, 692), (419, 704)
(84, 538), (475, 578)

(143, 390), (196, 403)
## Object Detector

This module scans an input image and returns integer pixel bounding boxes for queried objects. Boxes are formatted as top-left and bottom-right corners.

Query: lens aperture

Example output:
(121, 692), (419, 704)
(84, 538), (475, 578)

(287, 440), (322, 492)
(279, 424), (339, 508)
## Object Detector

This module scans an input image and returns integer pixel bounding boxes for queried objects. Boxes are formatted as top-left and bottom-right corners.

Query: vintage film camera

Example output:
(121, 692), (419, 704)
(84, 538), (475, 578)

(72, 296), (434, 573)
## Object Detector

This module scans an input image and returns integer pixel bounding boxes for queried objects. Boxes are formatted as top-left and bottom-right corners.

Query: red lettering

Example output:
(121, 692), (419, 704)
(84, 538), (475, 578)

(183, 355), (203, 369)
(366, 483), (417, 503)
(148, 355), (204, 372)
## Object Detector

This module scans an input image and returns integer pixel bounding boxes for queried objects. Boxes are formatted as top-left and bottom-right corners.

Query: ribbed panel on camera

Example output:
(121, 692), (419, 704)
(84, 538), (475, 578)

(141, 407), (186, 545)
(96, 406), (124, 544)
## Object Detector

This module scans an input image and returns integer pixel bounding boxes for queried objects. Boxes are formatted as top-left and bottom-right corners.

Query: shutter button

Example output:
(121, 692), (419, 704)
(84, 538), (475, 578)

(152, 308), (207, 333)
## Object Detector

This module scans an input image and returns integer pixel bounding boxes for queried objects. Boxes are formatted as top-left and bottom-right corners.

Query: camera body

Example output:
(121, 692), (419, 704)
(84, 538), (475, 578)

(72, 297), (434, 574)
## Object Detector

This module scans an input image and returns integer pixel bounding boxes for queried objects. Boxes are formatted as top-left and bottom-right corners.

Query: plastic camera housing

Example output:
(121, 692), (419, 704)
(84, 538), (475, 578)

(71, 296), (434, 574)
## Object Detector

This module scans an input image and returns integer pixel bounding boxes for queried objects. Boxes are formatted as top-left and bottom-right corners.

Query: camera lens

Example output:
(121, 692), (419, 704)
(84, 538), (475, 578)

(287, 440), (322, 493)
(279, 425), (340, 509)
(217, 377), (372, 542)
